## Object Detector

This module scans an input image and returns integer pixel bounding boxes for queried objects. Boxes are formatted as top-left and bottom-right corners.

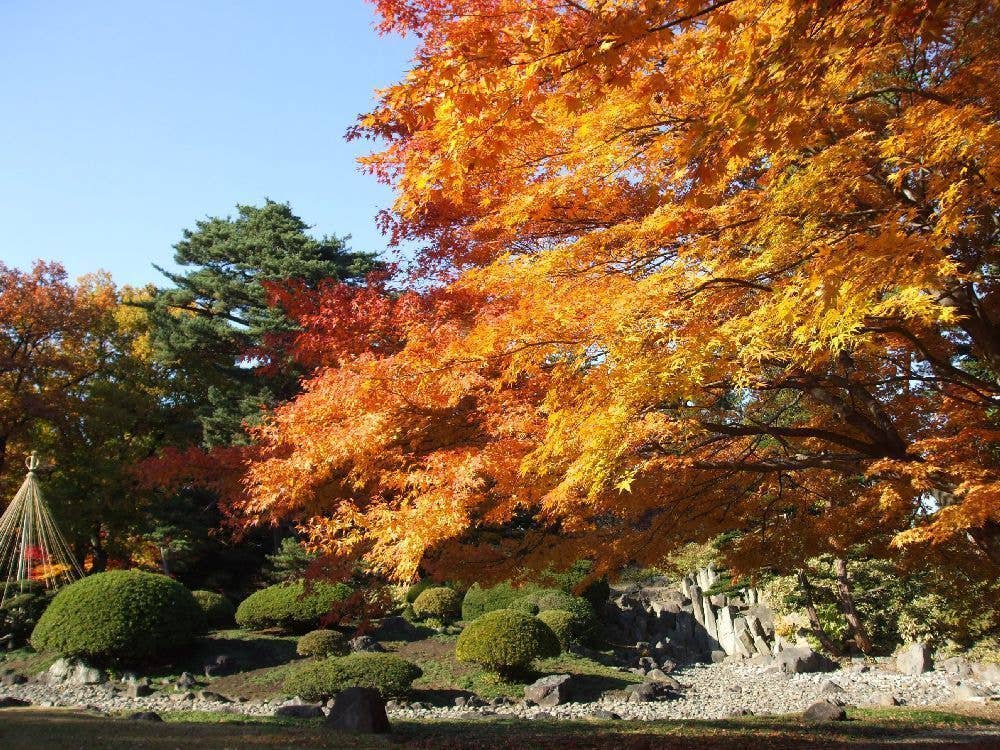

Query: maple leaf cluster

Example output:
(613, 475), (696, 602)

(242, 1), (1000, 582)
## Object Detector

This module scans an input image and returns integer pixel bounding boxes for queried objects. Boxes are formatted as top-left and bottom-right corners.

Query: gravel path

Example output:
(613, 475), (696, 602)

(2, 661), (997, 722)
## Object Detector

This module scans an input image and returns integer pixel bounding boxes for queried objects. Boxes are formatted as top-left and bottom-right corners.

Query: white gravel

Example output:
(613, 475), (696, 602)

(1, 661), (996, 721)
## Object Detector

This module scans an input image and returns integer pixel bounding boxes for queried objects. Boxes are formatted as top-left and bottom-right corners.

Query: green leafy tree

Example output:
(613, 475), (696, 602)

(146, 200), (376, 446)
(264, 537), (316, 584)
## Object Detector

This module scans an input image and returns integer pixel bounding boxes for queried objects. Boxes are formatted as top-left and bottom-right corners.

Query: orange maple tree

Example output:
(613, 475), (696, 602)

(243, 0), (1000, 582)
(0, 261), (117, 479)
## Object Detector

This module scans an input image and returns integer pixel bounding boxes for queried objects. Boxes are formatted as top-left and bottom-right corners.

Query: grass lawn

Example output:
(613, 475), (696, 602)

(0, 707), (996, 750)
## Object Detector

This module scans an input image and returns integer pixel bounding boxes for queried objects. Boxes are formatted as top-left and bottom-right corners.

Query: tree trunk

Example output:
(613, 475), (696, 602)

(833, 557), (874, 654)
(159, 547), (171, 576)
(796, 569), (842, 655)
(89, 528), (107, 573)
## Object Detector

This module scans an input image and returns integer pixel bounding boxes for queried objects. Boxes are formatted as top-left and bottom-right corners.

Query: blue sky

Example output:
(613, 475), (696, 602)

(0, 1), (416, 287)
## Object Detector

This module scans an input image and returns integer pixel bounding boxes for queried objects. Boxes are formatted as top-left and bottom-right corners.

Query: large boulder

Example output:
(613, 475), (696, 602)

(524, 674), (573, 707)
(348, 635), (386, 653)
(776, 646), (833, 674)
(45, 658), (104, 686)
(896, 643), (931, 676)
(325, 687), (391, 734)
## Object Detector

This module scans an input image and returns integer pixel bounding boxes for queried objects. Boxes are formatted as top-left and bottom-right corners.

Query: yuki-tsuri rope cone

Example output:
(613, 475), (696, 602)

(0, 452), (83, 607)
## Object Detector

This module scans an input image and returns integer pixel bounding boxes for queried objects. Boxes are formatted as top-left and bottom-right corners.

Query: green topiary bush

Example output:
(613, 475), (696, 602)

(404, 579), (435, 604)
(412, 587), (462, 623)
(510, 595), (540, 616)
(537, 609), (575, 651)
(296, 629), (349, 658)
(235, 579), (353, 633)
(513, 589), (599, 644)
(283, 652), (422, 700)
(191, 590), (235, 629)
(30, 570), (205, 664)
(455, 609), (560, 678)
(461, 582), (542, 621)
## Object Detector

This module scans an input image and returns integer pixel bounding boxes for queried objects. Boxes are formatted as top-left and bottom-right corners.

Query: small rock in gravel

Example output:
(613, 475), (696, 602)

(875, 693), (901, 707)
(954, 683), (990, 701)
(127, 682), (152, 699)
(803, 700), (847, 722)
(198, 690), (231, 703)
(896, 643), (932, 676)
(169, 691), (194, 702)
(176, 672), (197, 689)
(525, 674), (573, 707)
(820, 679), (845, 695)
(645, 669), (681, 689)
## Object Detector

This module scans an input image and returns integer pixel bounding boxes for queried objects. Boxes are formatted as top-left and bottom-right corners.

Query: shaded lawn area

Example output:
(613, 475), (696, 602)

(0, 707), (996, 750)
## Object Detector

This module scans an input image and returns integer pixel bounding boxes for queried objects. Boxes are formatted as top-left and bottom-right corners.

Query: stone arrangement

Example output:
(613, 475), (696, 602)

(602, 567), (776, 665)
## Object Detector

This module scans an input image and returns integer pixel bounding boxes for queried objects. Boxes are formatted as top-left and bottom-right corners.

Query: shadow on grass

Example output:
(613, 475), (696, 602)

(0, 708), (994, 750)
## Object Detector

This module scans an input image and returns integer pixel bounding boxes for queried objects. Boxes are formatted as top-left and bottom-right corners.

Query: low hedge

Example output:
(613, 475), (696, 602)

(31, 570), (205, 663)
(297, 629), (349, 658)
(455, 609), (560, 678)
(412, 587), (462, 623)
(235, 580), (353, 633)
(283, 652), (422, 700)
(191, 590), (235, 629)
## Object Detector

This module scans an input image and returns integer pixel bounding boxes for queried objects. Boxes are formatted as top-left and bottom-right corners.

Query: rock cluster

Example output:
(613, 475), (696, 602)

(603, 568), (776, 665)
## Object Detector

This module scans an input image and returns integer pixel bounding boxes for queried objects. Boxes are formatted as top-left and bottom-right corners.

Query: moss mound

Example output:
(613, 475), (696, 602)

(296, 629), (349, 658)
(31, 570), (205, 663)
(455, 609), (560, 677)
(191, 590), (235, 629)
(283, 652), (422, 700)
(235, 580), (353, 633)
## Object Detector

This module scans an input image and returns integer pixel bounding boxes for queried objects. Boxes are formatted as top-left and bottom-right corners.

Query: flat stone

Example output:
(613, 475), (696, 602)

(0, 696), (31, 708)
(197, 690), (231, 703)
(820, 679), (845, 694)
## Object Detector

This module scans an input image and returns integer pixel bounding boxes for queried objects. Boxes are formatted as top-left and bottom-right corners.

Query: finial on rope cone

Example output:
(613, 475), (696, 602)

(26, 451), (41, 472)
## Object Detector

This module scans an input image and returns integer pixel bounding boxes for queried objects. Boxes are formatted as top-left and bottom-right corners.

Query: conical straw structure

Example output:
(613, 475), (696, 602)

(0, 453), (83, 607)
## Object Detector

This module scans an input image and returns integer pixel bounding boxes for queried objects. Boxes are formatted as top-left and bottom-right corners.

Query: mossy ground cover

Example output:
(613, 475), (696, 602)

(0, 707), (995, 750)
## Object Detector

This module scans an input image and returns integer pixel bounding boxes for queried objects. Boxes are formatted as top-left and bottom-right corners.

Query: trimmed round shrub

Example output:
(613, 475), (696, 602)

(297, 629), (349, 658)
(537, 609), (575, 651)
(404, 579), (435, 604)
(461, 582), (541, 621)
(455, 609), (560, 678)
(412, 587), (462, 623)
(518, 589), (598, 644)
(30, 570), (205, 663)
(235, 580), (353, 633)
(283, 652), (422, 700)
(510, 595), (540, 616)
(191, 590), (235, 629)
